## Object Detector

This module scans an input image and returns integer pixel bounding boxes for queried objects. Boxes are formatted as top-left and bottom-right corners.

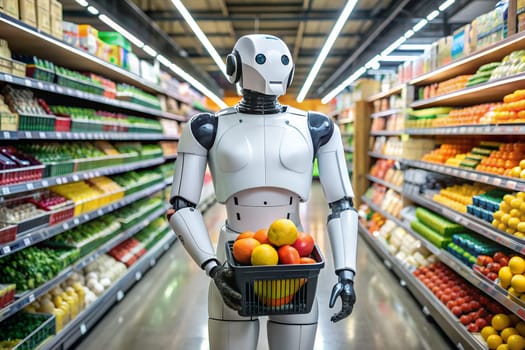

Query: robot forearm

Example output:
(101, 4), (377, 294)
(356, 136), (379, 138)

(168, 204), (219, 275)
(327, 198), (358, 274)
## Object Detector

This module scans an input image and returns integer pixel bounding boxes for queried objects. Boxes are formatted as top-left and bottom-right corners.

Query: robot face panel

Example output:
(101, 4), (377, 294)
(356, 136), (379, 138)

(229, 34), (294, 96)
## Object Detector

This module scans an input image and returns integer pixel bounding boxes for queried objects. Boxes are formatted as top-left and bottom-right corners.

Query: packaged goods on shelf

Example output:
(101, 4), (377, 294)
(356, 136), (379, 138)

(50, 0), (63, 39)
(0, 0), (19, 19)
(475, 1), (508, 50)
(365, 186), (403, 218)
(371, 94), (403, 113)
(83, 254), (127, 298)
(406, 107), (453, 129)
(369, 159), (404, 186)
(109, 238), (146, 267)
(160, 141), (178, 158)
(116, 84), (161, 110)
(19, 0), (37, 27)
(111, 170), (164, 194)
(0, 95), (18, 131)
(0, 145), (44, 185)
(0, 284), (15, 309)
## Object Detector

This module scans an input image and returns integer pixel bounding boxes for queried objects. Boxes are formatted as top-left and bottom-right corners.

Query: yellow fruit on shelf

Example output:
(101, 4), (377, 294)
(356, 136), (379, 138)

(513, 167), (523, 177)
(502, 202), (512, 213)
(521, 160), (525, 169)
(494, 211), (504, 220)
(482, 326), (499, 340)
(512, 209), (522, 218)
(512, 275), (525, 293)
(506, 195), (516, 205)
(512, 199), (524, 210)
(487, 334), (503, 349)
(518, 192), (525, 200)
(503, 214), (512, 225)
(507, 334), (525, 350)
(510, 257), (525, 274)
(510, 218), (521, 229)
(497, 344), (510, 350)
(518, 223), (525, 233)
(499, 223), (508, 232)
(500, 267), (513, 289)
(502, 328), (520, 342)
(516, 232), (525, 239)
(516, 322), (525, 337)
(508, 228), (518, 235)
(521, 169), (525, 179)
(493, 314), (512, 331)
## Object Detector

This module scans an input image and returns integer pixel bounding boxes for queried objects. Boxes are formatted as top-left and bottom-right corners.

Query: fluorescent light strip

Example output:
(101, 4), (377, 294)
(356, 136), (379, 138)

(171, 0), (226, 75)
(75, 0), (89, 7)
(321, 0), (453, 104)
(378, 55), (417, 62)
(87, 6), (99, 15)
(439, 0), (455, 11)
(143, 45), (157, 57)
(321, 67), (366, 104)
(296, 0), (358, 102)
(404, 29), (415, 39)
(426, 10), (440, 21)
(98, 14), (144, 48)
(398, 44), (432, 51)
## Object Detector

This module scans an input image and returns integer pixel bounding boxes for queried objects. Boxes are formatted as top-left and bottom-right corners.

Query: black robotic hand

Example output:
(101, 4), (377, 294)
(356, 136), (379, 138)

(329, 269), (356, 323)
(210, 262), (242, 311)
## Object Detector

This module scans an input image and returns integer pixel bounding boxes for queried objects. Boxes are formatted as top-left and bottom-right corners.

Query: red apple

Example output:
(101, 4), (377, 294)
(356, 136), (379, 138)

(292, 232), (315, 257)
(460, 315), (472, 325)
(277, 245), (301, 265)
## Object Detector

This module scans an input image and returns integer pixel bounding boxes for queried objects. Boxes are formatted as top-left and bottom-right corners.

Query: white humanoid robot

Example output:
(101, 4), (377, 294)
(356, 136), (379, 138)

(168, 34), (358, 350)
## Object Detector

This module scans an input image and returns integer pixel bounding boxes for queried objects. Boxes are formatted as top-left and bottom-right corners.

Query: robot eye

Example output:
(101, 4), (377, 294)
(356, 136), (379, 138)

(255, 54), (266, 64)
(281, 55), (289, 65)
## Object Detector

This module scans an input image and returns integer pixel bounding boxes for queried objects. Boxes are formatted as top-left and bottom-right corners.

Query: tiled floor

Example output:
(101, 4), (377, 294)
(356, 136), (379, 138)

(73, 182), (453, 350)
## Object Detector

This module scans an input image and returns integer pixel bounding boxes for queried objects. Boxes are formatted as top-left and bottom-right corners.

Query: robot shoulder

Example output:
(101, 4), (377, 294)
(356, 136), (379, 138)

(189, 112), (219, 150)
(307, 111), (334, 156)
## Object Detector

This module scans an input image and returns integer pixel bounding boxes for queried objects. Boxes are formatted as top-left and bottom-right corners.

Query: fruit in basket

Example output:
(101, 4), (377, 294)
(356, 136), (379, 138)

(236, 231), (255, 241)
(233, 238), (261, 265)
(292, 232), (315, 257)
(300, 257), (317, 264)
(277, 245), (300, 265)
(251, 244), (278, 266)
(268, 219), (298, 246)
(253, 228), (271, 244)
(254, 278), (306, 307)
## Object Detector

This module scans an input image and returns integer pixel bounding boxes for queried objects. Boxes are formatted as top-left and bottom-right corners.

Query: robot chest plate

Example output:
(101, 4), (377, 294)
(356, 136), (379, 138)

(209, 112), (314, 202)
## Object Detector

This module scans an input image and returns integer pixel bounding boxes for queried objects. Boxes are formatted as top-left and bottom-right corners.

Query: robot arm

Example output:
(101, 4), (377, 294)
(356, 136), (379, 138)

(311, 111), (358, 322)
(168, 113), (219, 276)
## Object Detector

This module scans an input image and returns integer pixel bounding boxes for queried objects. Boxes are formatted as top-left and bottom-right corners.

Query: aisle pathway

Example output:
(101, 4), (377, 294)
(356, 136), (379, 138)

(73, 182), (452, 350)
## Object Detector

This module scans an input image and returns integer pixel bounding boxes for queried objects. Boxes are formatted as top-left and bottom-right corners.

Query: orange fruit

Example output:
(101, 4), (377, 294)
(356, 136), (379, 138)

(268, 219), (298, 246)
(251, 244), (278, 265)
(232, 238), (260, 265)
(253, 228), (271, 244)
(235, 231), (255, 241)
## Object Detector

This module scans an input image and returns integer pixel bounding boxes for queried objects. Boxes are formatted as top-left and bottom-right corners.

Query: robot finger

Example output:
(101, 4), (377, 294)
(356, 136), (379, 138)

(329, 283), (343, 308)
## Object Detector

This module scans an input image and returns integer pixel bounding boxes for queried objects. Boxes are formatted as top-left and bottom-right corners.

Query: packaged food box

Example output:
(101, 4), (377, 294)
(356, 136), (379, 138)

(19, 0), (36, 27)
(0, 284), (16, 309)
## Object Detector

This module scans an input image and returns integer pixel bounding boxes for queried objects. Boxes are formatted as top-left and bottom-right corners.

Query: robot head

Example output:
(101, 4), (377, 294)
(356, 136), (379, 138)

(226, 34), (294, 96)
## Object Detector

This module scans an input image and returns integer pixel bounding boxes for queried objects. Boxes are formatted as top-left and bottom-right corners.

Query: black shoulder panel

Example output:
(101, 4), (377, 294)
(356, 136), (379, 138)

(190, 112), (218, 150)
(308, 111), (334, 157)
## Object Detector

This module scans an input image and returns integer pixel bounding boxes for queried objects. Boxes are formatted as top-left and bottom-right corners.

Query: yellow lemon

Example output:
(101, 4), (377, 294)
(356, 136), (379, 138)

(482, 326), (499, 340)
(267, 219), (298, 246)
(507, 334), (525, 350)
(487, 334), (503, 350)
(502, 328), (520, 342)
(251, 244), (278, 266)
(516, 322), (525, 337)
(510, 257), (525, 274)
(493, 314), (512, 331)
(512, 275), (525, 293)
(500, 266), (513, 289)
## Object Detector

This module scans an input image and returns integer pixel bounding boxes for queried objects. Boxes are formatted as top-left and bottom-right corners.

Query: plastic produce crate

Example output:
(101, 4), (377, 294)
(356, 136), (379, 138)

(54, 116), (71, 132)
(14, 210), (50, 234)
(225, 241), (324, 317)
(0, 284), (16, 309)
(73, 154), (128, 172)
(10, 313), (56, 350)
(43, 160), (75, 178)
(0, 165), (45, 185)
(48, 203), (75, 225)
(18, 114), (56, 131)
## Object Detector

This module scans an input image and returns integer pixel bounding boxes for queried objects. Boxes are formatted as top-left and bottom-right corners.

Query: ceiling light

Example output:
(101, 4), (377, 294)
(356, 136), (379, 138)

(413, 18), (428, 32)
(143, 45), (157, 57)
(427, 10), (440, 21)
(87, 5), (99, 15)
(378, 55), (417, 62)
(321, 66), (367, 104)
(404, 30), (415, 39)
(156, 55), (171, 67)
(398, 44), (432, 51)
(380, 36), (407, 57)
(171, 0), (226, 75)
(365, 55), (381, 69)
(75, 0), (89, 7)
(98, 14), (144, 48)
(296, 0), (358, 102)
(439, 0), (456, 11)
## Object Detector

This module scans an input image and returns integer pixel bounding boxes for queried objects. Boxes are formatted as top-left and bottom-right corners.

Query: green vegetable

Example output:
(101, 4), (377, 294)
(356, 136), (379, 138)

(415, 207), (463, 236)
(411, 220), (451, 248)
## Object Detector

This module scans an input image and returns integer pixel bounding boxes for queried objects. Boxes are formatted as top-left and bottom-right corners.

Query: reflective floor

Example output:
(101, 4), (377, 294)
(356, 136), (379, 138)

(73, 182), (453, 350)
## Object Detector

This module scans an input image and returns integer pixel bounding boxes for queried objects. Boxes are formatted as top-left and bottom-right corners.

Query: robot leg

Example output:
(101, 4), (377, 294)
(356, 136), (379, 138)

(267, 299), (318, 350)
(208, 226), (259, 350)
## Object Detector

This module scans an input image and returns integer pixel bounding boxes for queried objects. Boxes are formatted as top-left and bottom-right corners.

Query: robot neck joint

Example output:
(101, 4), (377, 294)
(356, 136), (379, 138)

(237, 89), (284, 114)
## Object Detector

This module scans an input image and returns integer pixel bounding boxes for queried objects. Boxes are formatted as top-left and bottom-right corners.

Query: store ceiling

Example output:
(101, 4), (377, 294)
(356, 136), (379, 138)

(63, 0), (497, 100)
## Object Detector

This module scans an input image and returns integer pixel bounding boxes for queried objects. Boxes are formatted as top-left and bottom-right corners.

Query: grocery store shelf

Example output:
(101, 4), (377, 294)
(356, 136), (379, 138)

(410, 31), (525, 86)
(0, 205), (171, 323)
(336, 118), (353, 124)
(411, 72), (525, 108)
(368, 152), (402, 162)
(341, 132), (354, 137)
(0, 157), (168, 197)
(0, 14), (179, 99)
(367, 85), (404, 102)
(0, 182), (167, 258)
(405, 124), (525, 135)
(39, 232), (176, 350)
(366, 175), (402, 193)
(0, 130), (179, 141)
(370, 130), (405, 136)
(344, 146), (354, 153)
(0, 73), (187, 122)
(404, 160), (525, 192)
(404, 190), (525, 255)
(358, 222), (485, 350)
(370, 108), (403, 118)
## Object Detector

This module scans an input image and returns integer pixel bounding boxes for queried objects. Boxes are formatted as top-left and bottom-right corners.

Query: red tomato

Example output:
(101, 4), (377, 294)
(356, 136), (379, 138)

(299, 257), (317, 264)
(292, 232), (315, 257)
(277, 245), (301, 264)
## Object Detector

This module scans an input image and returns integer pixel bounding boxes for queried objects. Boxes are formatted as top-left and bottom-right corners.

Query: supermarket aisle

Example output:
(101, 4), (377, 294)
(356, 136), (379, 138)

(73, 182), (452, 350)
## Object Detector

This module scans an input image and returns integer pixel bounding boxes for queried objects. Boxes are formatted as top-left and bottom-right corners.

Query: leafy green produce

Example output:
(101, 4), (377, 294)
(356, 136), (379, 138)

(0, 312), (53, 344)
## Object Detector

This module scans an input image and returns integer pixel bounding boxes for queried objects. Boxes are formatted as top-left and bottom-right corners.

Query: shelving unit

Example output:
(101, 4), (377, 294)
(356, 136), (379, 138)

(368, 151), (402, 162)
(370, 130), (405, 136)
(370, 108), (403, 118)
(405, 124), (525, 135)
(0, 130), (178, 141)
(366, 174), (402, 193)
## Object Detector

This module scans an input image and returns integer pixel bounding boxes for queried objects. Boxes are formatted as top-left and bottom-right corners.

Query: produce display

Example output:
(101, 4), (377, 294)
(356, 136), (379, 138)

(82, 254), (127, 301)
(0, 246), (79, 291)
(108, 237), (146, 267)
(473, 251), (510, 283)
(0, 284), (15, 309)
(480, 313), (525, 350)
(134, 217), (170, 250)
(0, 199), (49, 234)
(414, 262), (507, 333)
(0, 312), (55, 350)
(421, 141), (474, 164)
(410, 207), (464, 248)
(447, 233), (501, 268)
(369, 159), (404, 187)
(116, 84), (161, 110)
(431, 104), (500, 128)
(492, 192), (525, 239)
(466, 62), (501, 87)
(0, 145), (44, 185)
(364, 185), (403, 218)
(432, 183), (493, 213)
(110, 169), (164, 194)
